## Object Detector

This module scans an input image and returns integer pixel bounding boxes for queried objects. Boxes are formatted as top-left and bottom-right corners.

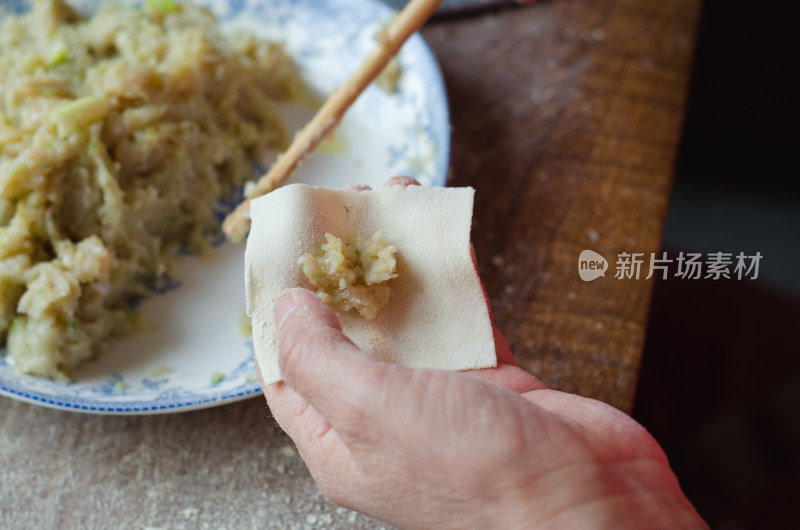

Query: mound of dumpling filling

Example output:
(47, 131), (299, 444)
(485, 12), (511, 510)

(0, 0), (302, 379)
(299, 232), (399, 320)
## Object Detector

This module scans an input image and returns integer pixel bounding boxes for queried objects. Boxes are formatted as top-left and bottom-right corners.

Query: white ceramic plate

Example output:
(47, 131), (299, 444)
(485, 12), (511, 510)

(0, 0), (450, 414)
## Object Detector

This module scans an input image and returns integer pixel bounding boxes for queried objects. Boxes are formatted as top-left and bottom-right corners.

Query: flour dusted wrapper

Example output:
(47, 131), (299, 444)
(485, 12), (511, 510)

(245, 183), (497, 385)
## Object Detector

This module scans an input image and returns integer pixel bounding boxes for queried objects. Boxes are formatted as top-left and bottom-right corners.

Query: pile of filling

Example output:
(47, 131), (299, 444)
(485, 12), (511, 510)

(0, 0), (301, 379)
(298, 232), (399, 320)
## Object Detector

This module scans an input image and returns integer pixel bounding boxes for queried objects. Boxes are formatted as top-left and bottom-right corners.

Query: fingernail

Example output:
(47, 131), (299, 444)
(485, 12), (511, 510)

(274, 289), (303, 330)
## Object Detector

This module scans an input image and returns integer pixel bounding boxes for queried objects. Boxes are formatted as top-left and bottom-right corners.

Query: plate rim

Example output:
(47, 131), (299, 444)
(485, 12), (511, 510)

(0, 381), (263, 415)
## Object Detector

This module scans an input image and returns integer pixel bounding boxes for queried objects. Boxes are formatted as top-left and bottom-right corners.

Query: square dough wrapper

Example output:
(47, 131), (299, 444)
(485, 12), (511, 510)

(245, 183), (497, 385)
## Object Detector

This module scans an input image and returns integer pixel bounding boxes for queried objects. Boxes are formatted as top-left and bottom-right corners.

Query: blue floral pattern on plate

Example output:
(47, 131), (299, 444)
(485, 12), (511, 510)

(0, 0), (450, 414)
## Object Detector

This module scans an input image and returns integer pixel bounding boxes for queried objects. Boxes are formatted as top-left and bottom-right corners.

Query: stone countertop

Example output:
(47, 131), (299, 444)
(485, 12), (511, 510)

(0, 1), (699, 528)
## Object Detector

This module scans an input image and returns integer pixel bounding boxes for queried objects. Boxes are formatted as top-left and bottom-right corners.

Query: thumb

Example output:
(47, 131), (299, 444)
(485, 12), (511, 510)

(274, 288), (390, 435)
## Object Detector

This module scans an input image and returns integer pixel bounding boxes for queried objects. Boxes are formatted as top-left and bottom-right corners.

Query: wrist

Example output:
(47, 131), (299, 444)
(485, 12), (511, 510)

(493, 458), (708, 530)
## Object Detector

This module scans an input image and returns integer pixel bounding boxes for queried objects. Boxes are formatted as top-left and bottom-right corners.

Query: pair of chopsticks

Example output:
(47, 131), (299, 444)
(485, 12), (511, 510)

(223, 0), (443, 242)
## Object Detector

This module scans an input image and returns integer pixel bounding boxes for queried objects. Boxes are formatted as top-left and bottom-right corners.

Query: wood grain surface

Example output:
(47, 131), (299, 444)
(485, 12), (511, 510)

(0, 1), (700, 528)
(428, 0), (699, 410)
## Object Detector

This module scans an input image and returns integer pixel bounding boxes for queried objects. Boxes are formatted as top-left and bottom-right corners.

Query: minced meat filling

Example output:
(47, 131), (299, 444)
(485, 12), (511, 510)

(298, 232), (398, 320)
(0, 0), (301, 379)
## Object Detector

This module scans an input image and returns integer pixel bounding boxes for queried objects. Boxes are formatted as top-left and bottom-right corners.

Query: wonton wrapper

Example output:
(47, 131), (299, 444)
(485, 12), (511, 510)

(245, 183), (496, 385)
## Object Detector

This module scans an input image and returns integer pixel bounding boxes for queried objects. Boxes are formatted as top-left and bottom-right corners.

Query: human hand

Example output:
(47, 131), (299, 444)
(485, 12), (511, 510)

(258, 177), (706, 529)
(260, 287), (706, 529)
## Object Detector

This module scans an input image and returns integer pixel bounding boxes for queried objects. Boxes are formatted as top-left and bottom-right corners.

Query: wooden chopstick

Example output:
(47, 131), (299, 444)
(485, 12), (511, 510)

(223, 0), (443, 242)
